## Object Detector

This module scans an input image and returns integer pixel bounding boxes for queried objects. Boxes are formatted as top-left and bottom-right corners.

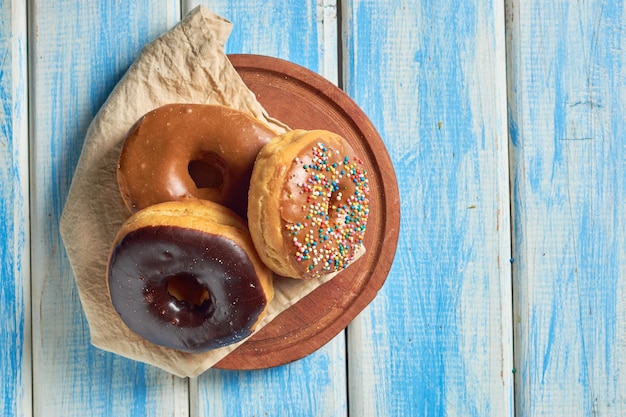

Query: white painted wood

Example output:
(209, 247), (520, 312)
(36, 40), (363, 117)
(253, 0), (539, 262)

(506, 0), (626, 415)
(29, 1), (189, 416)
(0, 1), (31, 416)
(343, 1), (514, 415)
(186, 1), (347, 416)
(16, 0), (626, 415)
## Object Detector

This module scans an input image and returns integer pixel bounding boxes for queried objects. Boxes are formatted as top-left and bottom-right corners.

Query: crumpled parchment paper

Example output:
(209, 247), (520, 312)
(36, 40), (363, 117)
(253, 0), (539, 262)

(59, 5), (349, 377)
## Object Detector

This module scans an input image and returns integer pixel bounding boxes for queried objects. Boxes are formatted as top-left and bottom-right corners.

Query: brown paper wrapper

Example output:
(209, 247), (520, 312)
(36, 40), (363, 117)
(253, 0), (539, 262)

(59, 5), (357, 377)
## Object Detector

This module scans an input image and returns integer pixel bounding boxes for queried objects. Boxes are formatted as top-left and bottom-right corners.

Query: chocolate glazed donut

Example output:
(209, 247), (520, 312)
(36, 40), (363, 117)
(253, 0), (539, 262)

(107, 200), (273, 352)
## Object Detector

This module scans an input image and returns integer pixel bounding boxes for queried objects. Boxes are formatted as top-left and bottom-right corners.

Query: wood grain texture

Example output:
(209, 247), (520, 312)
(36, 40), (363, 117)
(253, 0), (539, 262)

(506, 1), (626, 415)
(186, 1), (349, 416)
(29, 1), (189, 416)
(18, 0), (626, 415)
(342, 1), (514, 416)
(0, 1), (31, 416)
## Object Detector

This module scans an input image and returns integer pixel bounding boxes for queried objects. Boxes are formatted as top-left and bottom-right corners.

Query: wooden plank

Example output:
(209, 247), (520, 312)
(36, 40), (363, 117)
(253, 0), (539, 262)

(29, 1), (190, 416)
(506, 1), (626, 415)
(343, 1), (514, 415)
(185, 1), (348, 416)
(0, 1), (31, 416)
(196, 351), (347, 417)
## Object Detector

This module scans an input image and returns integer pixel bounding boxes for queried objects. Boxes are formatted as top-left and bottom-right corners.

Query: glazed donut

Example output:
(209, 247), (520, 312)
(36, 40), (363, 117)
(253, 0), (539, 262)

(106, 199), (273, 353)
(117, 103), (276, 219)
(248, 129), (370, 279)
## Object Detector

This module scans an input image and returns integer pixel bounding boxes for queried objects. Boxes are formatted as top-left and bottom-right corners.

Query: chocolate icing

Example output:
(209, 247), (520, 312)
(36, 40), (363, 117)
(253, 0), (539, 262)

(280, 139), (369, 278)
(108, 225), (267, 352)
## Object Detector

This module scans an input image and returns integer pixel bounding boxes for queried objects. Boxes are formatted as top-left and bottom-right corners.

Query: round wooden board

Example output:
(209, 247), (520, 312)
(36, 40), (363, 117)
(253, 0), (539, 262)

(215, 55), (400, 370)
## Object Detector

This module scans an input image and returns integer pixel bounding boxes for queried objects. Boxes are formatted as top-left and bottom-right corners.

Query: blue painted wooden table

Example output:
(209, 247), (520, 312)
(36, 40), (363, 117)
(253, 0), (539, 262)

(1, 1), (625, 416)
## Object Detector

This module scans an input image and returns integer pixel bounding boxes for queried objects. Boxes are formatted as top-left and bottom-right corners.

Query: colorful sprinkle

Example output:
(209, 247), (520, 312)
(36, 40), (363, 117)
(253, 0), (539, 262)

(284, 141), (370, 278)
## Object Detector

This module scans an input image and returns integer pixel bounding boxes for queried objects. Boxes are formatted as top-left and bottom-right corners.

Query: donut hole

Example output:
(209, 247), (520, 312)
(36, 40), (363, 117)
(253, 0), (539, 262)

(166, 273), (210, 309)
(329, 188), (346, 208)
(188, 154), (227, 190)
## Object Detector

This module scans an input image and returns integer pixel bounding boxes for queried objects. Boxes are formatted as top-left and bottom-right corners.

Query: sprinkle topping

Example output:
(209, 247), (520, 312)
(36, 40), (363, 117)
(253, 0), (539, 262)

(283, 141), (369, 278)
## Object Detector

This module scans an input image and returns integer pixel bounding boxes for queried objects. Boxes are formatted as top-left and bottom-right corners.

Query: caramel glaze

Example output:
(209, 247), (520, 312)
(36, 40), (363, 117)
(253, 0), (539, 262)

(117, 104), (276, 219)
(108, 225), (268, 352)
(280, 139), (370, 278)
